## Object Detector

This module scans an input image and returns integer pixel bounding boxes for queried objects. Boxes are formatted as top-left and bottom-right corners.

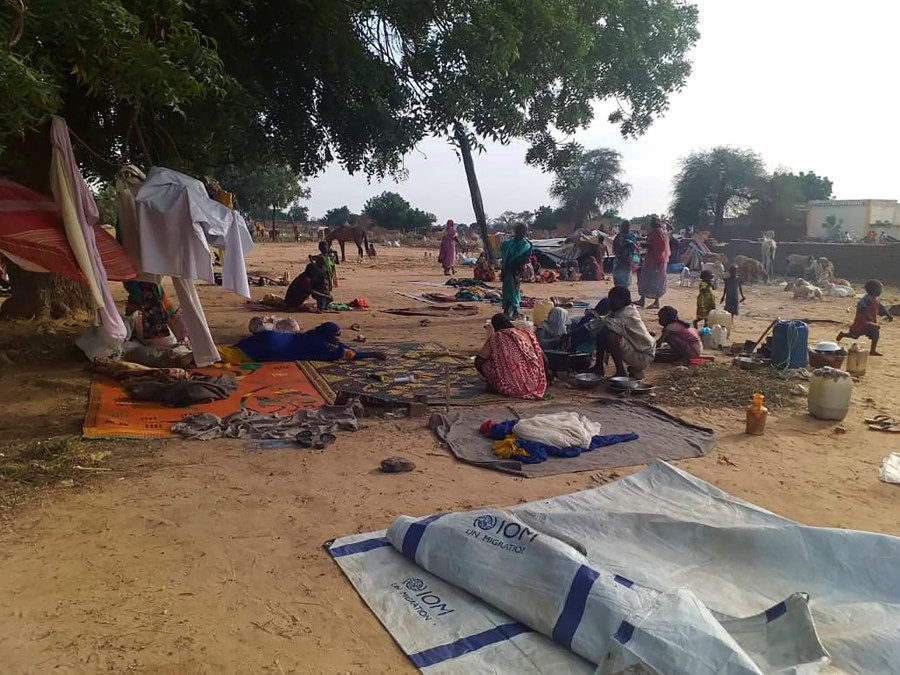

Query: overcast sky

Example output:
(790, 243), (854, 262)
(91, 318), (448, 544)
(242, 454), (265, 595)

(306, 0), (900, 222)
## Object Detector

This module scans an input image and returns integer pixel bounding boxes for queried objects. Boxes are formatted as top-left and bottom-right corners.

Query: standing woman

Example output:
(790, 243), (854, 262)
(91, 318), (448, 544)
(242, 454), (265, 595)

(611, 220), (637, 288)
(500, 223), (533, 318)
(438, 219), (464, 275)
(637, 217), (670, 309)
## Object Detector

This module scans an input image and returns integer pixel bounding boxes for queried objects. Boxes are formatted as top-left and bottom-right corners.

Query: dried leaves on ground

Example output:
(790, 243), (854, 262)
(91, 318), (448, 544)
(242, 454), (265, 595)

(653, 363), (801, 409)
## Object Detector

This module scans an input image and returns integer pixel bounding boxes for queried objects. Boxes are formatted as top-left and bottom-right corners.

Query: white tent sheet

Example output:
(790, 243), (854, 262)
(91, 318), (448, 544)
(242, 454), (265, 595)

(329, 462), (900, 674)
(135, 167), (253, 297)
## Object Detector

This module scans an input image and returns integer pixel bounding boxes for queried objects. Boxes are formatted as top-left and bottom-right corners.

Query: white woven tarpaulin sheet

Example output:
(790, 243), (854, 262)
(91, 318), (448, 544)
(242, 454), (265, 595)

(328, 462), (900, 673)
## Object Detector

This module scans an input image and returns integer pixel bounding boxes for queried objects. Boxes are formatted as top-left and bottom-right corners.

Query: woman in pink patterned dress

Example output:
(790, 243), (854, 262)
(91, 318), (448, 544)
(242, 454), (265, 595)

(475, 314), (547, 400)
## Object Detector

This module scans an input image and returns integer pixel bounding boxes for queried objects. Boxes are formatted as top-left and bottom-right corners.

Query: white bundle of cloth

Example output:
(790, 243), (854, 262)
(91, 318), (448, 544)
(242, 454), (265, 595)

(513, 412), (603, 449)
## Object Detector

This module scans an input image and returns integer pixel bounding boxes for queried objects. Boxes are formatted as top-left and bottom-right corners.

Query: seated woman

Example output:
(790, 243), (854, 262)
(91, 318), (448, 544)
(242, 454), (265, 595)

(124, 280), (187, 347)
(473, 252), (497, 282)
(594, 287), (655, 380)
(535, 307), (568, 351)
(219, 322), (386, 363)
(475, 313), (547, 400)
(284, 257), (332, 310)
(655, 306), (702, 362)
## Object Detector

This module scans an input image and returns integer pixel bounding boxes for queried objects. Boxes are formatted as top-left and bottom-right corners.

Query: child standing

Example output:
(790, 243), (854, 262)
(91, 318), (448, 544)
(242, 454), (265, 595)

(721, 265), (746, 317)
(837, 279), (894, 356)
(694, 269), (717, 328)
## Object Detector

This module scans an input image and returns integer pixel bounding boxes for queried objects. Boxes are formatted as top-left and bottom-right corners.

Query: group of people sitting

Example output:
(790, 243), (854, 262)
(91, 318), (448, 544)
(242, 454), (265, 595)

(473, 286), (702, 400)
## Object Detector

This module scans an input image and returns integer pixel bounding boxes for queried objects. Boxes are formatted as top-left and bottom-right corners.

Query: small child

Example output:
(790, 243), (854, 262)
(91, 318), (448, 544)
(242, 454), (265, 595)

(656, 306), (702, 361)
(837, 279), (894, 356)
(693, 269), (717, 328)
(721, 265), (746, 317)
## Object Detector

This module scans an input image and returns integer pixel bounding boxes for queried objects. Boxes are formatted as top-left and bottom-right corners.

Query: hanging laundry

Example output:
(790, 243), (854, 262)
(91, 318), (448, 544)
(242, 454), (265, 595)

(49, 116), (128, 340)
(134, 167), (253, 297)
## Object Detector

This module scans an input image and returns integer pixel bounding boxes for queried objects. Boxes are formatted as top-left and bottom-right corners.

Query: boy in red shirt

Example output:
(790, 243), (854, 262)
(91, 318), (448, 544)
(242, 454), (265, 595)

(837, 279), (893, 356)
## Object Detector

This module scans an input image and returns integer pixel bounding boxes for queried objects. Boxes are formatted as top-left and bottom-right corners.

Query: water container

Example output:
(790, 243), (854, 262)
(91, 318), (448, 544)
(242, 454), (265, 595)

(707, 309), (733, 332)
(711, 325), (729, 349)
(745, 393), (768, 435)
(532, 299), (555, 327)
(846, 343), (868, 377)
(771, 320), (809, 370)
(808, 367), (853, 421)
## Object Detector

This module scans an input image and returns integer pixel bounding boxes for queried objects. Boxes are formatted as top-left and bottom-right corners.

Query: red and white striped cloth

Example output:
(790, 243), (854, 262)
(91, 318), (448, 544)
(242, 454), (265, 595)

(0, 177), (136, 283)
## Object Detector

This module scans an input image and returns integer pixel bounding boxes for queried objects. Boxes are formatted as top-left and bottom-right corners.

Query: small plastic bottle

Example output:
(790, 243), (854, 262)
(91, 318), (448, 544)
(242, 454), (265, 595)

(393, 375), (416, 384)
(745, 393), (768, 436)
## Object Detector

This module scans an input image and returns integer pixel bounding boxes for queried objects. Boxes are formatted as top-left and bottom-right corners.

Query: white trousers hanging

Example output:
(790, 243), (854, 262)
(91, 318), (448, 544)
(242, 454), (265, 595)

(172, 277), (218, 367)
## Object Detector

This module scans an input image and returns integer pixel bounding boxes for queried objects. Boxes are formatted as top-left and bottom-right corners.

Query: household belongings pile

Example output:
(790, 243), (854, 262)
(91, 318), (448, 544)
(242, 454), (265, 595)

(329, 461), (900, 674)
(481, 412), (638, 464)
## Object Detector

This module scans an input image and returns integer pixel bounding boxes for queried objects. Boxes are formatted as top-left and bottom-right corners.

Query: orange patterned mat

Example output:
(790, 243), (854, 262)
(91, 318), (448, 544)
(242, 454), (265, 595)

(83, 362), (326, 439)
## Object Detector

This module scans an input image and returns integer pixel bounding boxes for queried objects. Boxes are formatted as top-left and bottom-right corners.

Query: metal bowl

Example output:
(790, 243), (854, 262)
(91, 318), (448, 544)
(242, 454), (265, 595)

(813, 341), (841, 353)
(573, 372), (604, 390)
(733, 356), (766, 371)
(607, 376), (640, 390)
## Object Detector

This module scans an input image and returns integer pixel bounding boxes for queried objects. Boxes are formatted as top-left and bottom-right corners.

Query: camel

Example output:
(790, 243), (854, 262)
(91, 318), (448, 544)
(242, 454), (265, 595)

(761, 231), (777, 280)
(326, 224), (370, 262)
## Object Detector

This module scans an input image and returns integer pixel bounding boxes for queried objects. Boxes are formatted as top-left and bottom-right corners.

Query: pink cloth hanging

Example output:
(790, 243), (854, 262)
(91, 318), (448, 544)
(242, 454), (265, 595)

(49, 116), (127, 340)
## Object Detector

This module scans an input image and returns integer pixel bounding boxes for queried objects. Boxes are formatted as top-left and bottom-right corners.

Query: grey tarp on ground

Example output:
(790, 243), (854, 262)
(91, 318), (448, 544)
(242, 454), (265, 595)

(430, 399), (715, 477)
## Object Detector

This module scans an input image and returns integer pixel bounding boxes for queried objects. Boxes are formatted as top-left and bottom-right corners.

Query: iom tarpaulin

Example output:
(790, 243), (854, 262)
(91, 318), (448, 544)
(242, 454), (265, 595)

(0, 178), (136, 283)
(329, 462), (899, 673)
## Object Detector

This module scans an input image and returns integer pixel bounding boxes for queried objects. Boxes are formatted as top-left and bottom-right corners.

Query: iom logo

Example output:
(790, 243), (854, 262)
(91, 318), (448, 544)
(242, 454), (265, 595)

(404, 578), (426, 592)
(391, 578), (455, 620)
(474, 514), (498, 531)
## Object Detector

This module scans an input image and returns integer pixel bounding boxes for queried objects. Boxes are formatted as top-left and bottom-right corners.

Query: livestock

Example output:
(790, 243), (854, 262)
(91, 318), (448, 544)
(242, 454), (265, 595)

(761, 231), (777, 279)
(785, 254), (816, 279)
(733, 255), (768, 285)
(701, 261), (725, 283)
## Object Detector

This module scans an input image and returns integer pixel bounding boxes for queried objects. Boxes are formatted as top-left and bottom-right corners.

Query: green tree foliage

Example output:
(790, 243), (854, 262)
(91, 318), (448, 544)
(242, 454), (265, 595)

(748, 170), (832, 236)
(403, 208), (438, 232)
(550, 147), (631, 230)
(216, 164), (309, 214)
(532, 206), (559, 232)
(0, 0), (699, 316)
(322, 206), (355, 227)
(287, 205), (310, 222)
(93, 183), (118, 226)
(671, 147), (767, 235)
(362, 191), (435, 231)
(363, 192), (413, 230)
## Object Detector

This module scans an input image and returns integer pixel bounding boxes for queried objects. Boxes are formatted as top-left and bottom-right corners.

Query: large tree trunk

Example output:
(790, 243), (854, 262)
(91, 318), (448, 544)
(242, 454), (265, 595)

(1, 262), (96, 321)
(0, 128), (97, 322)
(454, 123), (494, 264)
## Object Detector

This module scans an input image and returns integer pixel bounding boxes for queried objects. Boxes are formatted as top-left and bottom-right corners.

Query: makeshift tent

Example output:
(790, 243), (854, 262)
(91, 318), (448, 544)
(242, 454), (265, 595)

(531, 231), (609, 270)
(0, 178), (136, 284)
(134, 167), (253, 366)
(330, 461), (900, 674)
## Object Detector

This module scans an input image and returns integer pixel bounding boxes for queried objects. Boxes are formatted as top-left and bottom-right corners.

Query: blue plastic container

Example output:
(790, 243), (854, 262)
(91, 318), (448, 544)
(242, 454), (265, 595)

(771, 320), (809, 369)
(667, 262), (686, 274)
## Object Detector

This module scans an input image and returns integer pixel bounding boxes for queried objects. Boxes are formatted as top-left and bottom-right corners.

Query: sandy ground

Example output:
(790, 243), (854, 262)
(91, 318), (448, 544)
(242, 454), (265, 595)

(1, 243), (900, 674)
